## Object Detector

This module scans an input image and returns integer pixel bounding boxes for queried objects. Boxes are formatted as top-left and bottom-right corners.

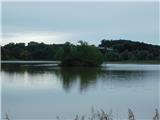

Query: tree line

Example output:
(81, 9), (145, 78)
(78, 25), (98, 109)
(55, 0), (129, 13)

(99, 39), (160, 61)
(1, 39), (160, 62)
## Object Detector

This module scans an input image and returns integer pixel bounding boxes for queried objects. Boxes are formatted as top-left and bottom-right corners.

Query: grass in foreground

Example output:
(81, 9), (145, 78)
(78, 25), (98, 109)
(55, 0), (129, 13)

(4, 108), (159, 120)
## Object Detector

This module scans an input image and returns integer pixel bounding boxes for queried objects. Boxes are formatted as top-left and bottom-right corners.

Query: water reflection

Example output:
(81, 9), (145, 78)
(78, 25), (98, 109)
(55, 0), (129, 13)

(55, 67), (106, 92)
(2, 63), (157, 92)
(1, 63), (159, 119)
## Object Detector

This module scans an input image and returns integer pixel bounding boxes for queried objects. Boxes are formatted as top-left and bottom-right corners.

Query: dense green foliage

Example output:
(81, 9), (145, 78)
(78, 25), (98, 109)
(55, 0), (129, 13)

(60, 41), (103, 66)
(1, 41), (103, 66)
(99, 39), (160, 61)
(1, 42), (62, 60)
(1, 39), (160, 63)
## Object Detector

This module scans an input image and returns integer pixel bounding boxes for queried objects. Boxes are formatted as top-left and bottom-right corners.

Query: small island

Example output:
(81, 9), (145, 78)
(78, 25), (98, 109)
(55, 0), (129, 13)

(59, 41), (103, 67)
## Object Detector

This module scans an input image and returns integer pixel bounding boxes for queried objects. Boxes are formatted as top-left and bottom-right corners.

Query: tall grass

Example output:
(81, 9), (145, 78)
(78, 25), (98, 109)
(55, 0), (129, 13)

(3, 108), (159, 120)
(71, 108), (159, 120)
(153, 109), (159, 120)
(4, 113), (10, 120)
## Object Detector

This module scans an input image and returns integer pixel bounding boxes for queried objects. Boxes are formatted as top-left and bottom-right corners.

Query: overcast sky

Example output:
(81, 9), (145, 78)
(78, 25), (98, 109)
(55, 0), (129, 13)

(1, 1), (159, 45)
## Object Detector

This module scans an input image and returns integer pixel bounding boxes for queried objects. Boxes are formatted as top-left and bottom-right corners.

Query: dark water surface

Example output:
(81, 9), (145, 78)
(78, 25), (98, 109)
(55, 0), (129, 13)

(1, 62), (160, 120)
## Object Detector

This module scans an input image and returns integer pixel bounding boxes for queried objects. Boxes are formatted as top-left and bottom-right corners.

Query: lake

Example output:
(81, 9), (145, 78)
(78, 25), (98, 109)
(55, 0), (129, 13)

(1, 62), (160, 120)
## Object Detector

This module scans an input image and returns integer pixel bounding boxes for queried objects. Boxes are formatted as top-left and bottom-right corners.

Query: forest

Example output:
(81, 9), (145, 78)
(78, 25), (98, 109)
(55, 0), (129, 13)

(99, 39), (160, 62)
(1, 39), (160, 62)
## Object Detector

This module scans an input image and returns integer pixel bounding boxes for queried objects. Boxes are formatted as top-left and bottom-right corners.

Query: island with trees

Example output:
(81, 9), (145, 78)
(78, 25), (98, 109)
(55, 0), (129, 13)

(59, 41), (103, 66)
(1, 39), (160, 66)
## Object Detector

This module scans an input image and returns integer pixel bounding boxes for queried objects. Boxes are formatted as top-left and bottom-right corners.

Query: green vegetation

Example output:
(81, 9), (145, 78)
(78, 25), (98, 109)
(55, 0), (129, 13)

(1, 41), (103, 66)
(99, 39), (160, 62)
(1, 39), (160, 65)
(1, 42), (58, 60)
(59, 41), (103, 66)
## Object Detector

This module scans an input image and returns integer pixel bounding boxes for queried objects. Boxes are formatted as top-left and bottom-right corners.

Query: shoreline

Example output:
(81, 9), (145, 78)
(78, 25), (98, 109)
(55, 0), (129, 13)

(1, 60), (160, 65)
(104, 60), (160, 64)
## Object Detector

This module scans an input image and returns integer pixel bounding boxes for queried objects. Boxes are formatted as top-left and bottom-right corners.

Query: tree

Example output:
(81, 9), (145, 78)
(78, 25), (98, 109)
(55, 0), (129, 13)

(60, 41), (103, 66)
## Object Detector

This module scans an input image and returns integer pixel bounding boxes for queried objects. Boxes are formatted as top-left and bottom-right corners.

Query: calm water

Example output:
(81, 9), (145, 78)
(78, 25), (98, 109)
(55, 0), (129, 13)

(1, 62), (160, 120)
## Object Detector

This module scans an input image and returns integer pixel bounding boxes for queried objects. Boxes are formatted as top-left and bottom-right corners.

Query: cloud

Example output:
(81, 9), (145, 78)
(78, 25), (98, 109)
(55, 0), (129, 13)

(1, 31), (75, 45)
(1, 2), (159, 45)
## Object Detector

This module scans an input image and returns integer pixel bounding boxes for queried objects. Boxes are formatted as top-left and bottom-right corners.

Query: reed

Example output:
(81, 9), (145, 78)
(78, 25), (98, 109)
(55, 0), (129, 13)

(128, 109), (135, 120)
(4, 113), (10, 120)
(4, 108), (159, 120)
(153, 109), (159, 120)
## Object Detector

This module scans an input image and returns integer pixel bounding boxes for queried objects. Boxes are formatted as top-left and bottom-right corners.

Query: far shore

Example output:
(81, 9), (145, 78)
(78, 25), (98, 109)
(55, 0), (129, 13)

(1, 60), (160, 64)
(0, 60), (61, 64)
(105, 60), (160, 64)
